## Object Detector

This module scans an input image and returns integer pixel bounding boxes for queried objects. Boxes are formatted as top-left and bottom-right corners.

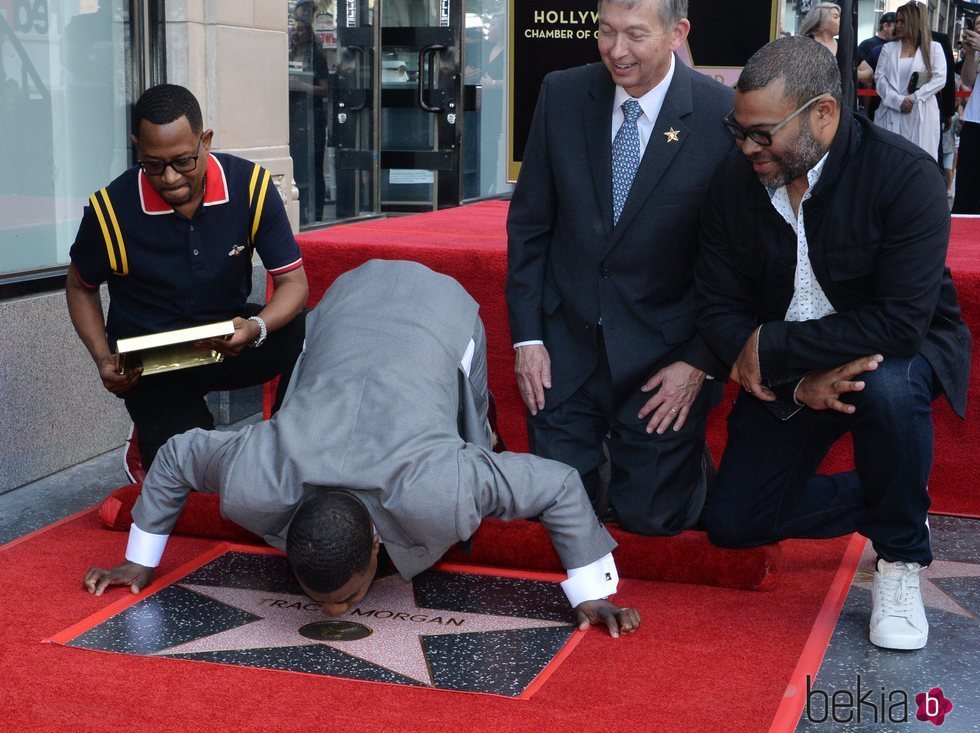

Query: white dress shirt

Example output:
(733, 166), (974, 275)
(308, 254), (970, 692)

(610, 52), (676, 155)
(762, 153), (836, 411)
(767, 153), (836, 323)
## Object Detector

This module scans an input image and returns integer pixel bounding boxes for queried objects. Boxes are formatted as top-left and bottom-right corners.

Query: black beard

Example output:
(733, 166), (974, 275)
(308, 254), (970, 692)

(757, 118), (827, 189)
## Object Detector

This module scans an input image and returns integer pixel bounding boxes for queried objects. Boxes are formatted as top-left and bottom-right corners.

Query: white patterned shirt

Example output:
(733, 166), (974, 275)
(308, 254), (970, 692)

(768, 153), (836, 322)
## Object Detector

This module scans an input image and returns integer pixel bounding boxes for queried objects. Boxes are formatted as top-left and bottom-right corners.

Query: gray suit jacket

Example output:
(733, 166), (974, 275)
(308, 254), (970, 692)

(506, 58), (735, 404)
(133, 260), (616, 578)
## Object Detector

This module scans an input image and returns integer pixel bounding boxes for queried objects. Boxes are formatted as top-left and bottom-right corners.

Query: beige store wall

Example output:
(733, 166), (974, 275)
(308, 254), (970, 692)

(165, 0), (301, 227)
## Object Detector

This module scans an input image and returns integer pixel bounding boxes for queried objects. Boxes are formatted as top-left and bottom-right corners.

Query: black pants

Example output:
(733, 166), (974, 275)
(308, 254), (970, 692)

(122, 306), (307, 469)
(952, 121), (980, 214)
(527, 332), (721, 536)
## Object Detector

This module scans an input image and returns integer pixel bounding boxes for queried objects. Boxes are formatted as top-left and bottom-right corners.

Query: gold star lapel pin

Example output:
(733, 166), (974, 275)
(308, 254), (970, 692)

(664, 127), (680, 143)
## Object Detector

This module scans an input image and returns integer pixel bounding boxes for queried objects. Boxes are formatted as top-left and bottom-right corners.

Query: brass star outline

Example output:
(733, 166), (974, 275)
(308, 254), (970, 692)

(664, 127), (680, 143)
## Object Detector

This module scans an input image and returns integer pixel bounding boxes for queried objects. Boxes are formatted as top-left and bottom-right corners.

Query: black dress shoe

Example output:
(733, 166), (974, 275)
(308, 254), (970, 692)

(487, 390), (507, 453)
(703, 442), (717, 493)
(695, 442), (717, 530)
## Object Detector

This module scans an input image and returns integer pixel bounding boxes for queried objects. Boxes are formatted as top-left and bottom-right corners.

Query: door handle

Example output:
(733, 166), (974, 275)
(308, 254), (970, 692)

(345, 46), (369, 111)
(417, 44), (447, 112)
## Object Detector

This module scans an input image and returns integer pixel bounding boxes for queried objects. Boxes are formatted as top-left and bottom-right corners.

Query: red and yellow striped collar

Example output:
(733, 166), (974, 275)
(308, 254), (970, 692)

(138, 153), (230, 215)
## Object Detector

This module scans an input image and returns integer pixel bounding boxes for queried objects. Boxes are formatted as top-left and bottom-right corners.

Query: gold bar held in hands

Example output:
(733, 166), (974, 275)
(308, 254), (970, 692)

(116, 320), (236, 376)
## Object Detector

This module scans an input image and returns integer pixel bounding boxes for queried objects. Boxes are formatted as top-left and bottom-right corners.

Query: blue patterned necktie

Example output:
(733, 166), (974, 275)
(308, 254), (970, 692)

(611, 99), (643, 225)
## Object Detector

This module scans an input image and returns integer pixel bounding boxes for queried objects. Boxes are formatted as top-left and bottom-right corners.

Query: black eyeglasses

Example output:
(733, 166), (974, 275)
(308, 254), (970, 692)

(138, 136), (204, 176)
(722, 94), (830, 147)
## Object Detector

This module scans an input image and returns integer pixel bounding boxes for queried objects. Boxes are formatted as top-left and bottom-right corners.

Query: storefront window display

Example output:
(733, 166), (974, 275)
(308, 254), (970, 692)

(0, 0), (131, 279)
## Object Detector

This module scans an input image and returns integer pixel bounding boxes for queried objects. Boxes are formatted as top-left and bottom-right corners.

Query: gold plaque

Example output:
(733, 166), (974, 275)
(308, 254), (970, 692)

(116, 320), (236, 376)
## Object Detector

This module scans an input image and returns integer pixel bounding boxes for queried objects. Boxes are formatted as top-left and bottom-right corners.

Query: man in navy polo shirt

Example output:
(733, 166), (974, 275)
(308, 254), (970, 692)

(66, 84), (309, 476)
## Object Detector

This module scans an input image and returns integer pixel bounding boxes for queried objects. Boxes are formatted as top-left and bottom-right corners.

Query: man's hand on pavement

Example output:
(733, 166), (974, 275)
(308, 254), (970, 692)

(83, 561), (154, 596)
(574, 600), (641, 638)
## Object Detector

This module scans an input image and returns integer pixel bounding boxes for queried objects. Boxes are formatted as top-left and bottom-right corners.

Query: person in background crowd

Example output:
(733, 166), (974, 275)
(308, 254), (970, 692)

(799, 2), (841, 57)
(857, 11), (897, 67)
(953, 23), (980, 212)
(856, 11), (896, 119)
(874, 1), (946, 160)
(943, 104), (959, 198)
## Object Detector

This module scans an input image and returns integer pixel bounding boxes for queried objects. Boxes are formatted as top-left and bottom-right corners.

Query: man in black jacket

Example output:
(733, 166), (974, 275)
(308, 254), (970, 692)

(695, 37), (971, 651)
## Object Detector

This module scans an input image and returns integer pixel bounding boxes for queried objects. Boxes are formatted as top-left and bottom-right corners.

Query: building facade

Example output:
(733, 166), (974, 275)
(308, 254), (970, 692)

(0, 0), (512, 493)
(1, 0), (968, 493)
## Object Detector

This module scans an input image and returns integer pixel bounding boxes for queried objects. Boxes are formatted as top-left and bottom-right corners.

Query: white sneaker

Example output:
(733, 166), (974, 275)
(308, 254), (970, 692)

(869, 559), (928, 650)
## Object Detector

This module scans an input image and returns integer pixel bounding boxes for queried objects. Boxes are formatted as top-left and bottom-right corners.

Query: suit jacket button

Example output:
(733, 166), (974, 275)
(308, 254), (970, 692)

(600, 267), (612, 279)
(585, 323), (594, 331)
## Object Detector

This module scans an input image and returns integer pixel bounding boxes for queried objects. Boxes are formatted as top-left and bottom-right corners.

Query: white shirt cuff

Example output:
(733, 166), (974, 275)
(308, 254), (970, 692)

(125, 523), (170, 568)
(561, 552), (619, 607)
(513, 340), (544, 349)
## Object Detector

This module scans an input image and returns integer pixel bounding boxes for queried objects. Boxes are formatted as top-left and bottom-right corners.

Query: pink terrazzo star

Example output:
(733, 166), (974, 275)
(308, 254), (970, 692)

(154, 575), (571, 685)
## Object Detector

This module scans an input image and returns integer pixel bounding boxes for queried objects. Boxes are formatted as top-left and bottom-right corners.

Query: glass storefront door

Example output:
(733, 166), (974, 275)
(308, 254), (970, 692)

(376, 0), (464, 213)
(330, 0), (378, 220)
(291, 0), (478, 227)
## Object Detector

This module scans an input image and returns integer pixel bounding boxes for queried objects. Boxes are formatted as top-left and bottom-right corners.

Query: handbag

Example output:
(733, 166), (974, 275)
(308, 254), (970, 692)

(906, 71), (924, 94)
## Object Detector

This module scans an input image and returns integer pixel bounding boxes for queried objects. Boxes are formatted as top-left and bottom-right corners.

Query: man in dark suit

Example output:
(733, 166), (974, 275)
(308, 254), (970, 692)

(506, 0), (734, 536)
(84, 261), (640, 637)
(695, 37), (971, 650)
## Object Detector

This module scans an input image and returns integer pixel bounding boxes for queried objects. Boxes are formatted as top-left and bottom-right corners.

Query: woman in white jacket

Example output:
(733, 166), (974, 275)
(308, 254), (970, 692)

(874, 1), (946, 160)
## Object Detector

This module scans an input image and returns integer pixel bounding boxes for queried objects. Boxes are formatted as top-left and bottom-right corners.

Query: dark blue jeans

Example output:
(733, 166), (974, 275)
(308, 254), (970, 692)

(704, 354), (937, 565)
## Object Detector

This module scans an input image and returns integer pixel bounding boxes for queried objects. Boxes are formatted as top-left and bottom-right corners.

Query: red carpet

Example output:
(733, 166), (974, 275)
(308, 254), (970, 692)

(0, 509), (854, 732)
(286, 204), (980, 519)
(98, 484), (781, 592)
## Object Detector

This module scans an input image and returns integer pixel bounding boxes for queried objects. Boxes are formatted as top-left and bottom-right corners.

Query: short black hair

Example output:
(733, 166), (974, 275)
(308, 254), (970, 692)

(737, 35), (842, 108)
(879, 12), (897, 28)
(132, 83), (203, 136)
(286, 491), (374, 594)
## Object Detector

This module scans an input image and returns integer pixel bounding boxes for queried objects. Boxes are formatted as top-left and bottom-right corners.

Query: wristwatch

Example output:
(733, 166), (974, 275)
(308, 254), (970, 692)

(247, 315), (267, 348)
